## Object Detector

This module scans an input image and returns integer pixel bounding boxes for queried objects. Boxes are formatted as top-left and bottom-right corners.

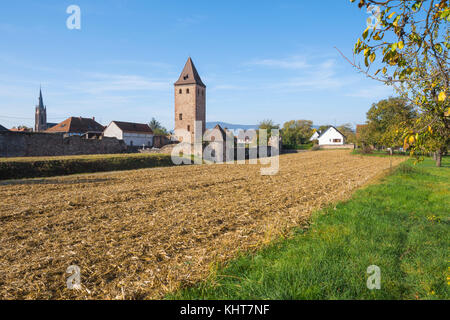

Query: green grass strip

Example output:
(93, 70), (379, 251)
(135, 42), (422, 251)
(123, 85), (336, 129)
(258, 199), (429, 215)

(170, 158), (449, 300)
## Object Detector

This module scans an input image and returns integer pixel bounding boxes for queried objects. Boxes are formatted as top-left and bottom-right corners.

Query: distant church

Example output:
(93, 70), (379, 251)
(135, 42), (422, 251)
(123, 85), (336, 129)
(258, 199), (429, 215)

(174, 57), (206, 142)
(34, 88), (56, 132)
(34, 88), (47, 132)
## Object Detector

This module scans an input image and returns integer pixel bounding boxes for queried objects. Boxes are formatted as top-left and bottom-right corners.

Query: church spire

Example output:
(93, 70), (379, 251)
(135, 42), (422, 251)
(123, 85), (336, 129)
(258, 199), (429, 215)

(39, 86), (44, 109)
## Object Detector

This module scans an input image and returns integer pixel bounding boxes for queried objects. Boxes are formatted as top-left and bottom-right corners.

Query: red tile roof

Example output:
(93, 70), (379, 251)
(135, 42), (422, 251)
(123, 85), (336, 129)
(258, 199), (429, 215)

(10, 127), (32, 132)
(45, 117), (104, 134)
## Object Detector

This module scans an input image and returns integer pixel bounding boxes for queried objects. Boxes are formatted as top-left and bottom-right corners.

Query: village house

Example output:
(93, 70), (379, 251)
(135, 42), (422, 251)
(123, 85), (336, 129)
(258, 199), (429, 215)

(203, 124), (234, 162)
(103, 121), (154, 147)
(45, 116), (105, 136)
(0, 124), (8, 132)
(309, 130), (320, 141)
(316, 126), (346, 146)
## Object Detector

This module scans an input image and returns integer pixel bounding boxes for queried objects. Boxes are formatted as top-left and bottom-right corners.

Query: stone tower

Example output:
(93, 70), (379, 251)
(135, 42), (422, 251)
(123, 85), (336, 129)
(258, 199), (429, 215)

(35, 88), (47, 132)
(174, 57), (206, 142)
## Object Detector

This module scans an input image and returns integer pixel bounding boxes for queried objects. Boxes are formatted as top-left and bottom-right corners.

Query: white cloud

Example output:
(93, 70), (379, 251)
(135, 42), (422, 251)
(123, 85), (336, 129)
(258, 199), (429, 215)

(67, 73), (169, 94)
(248, 56), (310, 69)
(345, 85), (394, 99)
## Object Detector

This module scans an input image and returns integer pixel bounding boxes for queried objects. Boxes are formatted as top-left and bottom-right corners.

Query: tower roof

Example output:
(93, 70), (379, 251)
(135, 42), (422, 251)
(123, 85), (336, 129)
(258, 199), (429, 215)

(174, 57), (206, 87)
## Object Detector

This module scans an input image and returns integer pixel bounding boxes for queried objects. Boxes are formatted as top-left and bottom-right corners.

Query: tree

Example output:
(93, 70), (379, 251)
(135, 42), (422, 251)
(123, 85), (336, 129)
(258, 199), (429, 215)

(148, 117), (168, 136)
(281, 120), (314, 148)
(319, 125), (331, 133)
(348, 0), (449, 166)
(337, 123), (357, 144)
(258, 119), (279, 140)
(365, 97), (417, 149)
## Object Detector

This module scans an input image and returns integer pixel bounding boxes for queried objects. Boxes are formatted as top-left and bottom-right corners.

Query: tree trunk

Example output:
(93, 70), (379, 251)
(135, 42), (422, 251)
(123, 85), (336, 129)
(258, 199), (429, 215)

(436, 150), (442, 167)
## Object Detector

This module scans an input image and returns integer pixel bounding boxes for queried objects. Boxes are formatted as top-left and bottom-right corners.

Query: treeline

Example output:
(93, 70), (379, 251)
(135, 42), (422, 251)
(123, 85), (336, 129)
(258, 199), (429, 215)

(258, 120), (356, 150)
(356, 97), (438, 154)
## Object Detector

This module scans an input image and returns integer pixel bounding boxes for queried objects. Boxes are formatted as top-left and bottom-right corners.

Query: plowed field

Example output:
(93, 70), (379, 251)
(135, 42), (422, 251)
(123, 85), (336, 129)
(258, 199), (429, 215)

(0, 150), (404, 299)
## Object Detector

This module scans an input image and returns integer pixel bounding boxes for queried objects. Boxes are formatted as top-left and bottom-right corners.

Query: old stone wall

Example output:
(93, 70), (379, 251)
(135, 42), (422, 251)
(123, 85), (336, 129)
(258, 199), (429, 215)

(0, 132), (127, 158)
(153, 135), (170, 149)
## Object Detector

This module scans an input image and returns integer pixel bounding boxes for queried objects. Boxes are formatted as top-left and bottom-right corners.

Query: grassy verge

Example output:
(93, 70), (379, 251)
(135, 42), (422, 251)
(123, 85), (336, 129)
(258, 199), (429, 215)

(170, 158), (449, 300)
(0, 153), (176, 180)
(283, 143), (313, 151)
(351, 149), (408, 157)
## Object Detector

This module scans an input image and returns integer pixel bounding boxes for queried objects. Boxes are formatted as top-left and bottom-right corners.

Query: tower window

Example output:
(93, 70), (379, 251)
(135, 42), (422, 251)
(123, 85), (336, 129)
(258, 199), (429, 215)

(183, 74), (189, 80)
(187, 125), (191, 132)
(186, 89), (190, 94)
(179, 89), (182, 94)
(179, 114), (183, 120)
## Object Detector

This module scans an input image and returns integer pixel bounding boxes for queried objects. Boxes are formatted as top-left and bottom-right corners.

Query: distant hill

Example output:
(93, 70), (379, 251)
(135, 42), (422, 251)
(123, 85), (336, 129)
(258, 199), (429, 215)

(206, 122), (258, 130)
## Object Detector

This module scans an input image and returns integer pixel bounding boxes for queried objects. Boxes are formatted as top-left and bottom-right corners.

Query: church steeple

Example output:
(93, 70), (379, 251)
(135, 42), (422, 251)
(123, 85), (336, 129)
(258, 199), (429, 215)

(38, 87), (44, 110)
(35, 87), (47, 132)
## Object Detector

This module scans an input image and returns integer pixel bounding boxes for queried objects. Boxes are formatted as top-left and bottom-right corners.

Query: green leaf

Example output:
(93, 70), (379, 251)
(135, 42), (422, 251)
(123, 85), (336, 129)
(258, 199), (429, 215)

(362, 27), (369, 40)
(393, 16), (400, 27)
(391, 43), (398, 52)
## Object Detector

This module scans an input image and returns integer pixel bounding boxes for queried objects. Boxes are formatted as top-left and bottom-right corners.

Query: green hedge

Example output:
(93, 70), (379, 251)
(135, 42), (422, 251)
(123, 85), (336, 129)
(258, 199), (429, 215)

(0, 154), (175, 180)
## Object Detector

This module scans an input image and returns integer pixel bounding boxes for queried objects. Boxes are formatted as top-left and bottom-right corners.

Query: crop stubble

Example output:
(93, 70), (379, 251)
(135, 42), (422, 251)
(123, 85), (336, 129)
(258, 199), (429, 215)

(0, 150), (404, 299)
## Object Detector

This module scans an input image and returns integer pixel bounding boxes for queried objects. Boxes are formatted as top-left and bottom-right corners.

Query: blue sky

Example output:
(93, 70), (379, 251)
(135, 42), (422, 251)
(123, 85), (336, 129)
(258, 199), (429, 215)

(0, 0), (395, 130)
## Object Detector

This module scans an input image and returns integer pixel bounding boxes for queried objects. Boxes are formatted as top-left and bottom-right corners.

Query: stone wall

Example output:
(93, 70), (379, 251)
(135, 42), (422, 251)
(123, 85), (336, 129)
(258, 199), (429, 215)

(153, 135), (170, 149)
(0, 132), (127, 158)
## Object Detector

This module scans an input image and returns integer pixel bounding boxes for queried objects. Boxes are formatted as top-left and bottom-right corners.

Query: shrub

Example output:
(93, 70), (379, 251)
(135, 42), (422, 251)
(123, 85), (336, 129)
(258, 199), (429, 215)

(311, 145), (321, 151)
(360, 146), (373, 154)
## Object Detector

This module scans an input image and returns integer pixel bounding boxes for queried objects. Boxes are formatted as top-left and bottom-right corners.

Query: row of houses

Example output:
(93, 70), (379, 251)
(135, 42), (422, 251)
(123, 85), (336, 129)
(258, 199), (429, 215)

(48, 117), (156, 148)
(1, 115), (156, 148)
(0, 88), (158, 148)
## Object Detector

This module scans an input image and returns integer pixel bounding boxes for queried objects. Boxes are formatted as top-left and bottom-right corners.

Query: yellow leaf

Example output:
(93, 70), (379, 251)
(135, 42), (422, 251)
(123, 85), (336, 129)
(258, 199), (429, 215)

(398, 41), (404, 49)
(409, 136), (415, 144)
(428, 126), (433, 134)
(438, 91), (447, 102)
